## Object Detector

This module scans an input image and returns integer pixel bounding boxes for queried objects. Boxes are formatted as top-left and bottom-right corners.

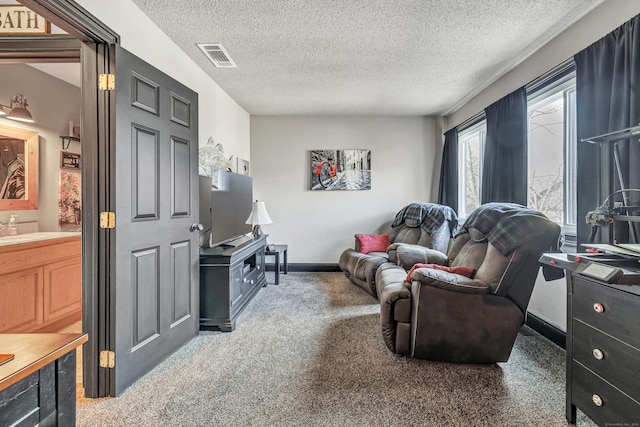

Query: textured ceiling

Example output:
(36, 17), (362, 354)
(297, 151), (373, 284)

(130, 0), (604, 116)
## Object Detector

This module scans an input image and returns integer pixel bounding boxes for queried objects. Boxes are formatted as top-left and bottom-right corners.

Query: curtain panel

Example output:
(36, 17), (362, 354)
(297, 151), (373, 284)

(437, 128), (458, 213)
(574, 13), (640, 246)
(481, 87), (528, 206)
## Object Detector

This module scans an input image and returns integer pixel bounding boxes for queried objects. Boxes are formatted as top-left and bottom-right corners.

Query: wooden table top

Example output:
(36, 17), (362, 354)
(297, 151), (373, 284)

(0, 333), (88, 391)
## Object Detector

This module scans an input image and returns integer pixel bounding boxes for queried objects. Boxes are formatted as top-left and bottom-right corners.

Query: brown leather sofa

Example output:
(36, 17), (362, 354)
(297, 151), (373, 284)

(376, 202), (562, 363)
(338, 203), (457, 297)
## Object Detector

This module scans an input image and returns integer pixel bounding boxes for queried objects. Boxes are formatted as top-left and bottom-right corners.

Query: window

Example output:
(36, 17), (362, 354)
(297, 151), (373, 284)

(527, 70), (577, 234)
(457, 120), (486, 218)
(455, 64), (577, 235)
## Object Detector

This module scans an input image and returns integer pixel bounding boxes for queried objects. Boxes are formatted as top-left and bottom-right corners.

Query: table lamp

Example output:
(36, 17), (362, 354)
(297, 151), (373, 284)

(245, 200), (273, 236)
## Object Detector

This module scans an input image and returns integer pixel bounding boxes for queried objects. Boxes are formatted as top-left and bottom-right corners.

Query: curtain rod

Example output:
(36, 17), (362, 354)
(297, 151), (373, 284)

(449, 57), (575, 133)
(525, 57), (574, 92)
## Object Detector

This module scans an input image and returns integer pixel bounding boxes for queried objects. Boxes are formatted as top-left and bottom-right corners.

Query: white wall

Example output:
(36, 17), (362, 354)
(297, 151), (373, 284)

(443, 0), (640, 331)
(251, 116), (439, 263)
(0, 64), (81, 231)
(74, 0), (250, 159)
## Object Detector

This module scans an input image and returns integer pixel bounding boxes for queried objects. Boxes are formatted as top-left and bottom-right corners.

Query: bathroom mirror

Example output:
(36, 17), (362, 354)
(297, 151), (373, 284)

(0, 123), (38, 210)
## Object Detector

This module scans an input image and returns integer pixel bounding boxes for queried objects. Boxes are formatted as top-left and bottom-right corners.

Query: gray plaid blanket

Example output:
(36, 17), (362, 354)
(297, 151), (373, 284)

(457, 202), (561, 255)
(391, 203), (458, 236)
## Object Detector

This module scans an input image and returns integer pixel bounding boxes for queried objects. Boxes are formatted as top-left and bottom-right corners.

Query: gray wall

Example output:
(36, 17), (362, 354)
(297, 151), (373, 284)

(251, 115), (439, 263)
(0, 64), (81, 231)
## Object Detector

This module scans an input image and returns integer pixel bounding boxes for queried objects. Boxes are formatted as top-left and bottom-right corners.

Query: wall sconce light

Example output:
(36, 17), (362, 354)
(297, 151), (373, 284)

(0, 94), (34, 123)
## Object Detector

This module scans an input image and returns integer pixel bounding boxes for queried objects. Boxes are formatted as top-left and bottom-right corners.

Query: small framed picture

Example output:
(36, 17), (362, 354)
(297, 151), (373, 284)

(237, 157), (250, 176)
(68, 121), (80, 139)
(60, 151), (81, 170)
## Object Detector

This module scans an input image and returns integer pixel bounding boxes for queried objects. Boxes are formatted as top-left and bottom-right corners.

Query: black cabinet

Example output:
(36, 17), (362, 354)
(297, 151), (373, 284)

(199, 235), (266, 332)
(566, 274), (640, 425)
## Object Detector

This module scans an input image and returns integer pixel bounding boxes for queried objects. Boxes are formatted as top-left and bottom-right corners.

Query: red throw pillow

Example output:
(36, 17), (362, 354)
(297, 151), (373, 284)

(356, 234), (391, 254)
(404, 263), (475, 283)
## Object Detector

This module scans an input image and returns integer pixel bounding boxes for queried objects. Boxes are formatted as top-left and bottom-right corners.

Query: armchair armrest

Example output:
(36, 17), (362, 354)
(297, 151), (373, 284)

(376, 263), (413, 356)
(387, 243), (448, 269)
(410, 268), (489, 294)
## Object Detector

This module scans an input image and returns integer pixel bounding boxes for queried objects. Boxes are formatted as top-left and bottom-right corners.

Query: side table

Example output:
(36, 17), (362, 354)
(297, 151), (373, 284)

(265, 244), (288, 285)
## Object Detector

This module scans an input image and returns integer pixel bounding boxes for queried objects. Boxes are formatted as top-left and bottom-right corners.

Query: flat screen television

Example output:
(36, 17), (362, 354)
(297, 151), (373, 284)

(199, 172), (253, 248)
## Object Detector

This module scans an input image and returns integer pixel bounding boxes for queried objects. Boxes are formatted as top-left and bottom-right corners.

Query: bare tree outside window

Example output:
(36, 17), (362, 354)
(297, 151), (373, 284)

(528, 97), (565, 223)
(463, 137), (481, 213)
(458, 124), (485, 217)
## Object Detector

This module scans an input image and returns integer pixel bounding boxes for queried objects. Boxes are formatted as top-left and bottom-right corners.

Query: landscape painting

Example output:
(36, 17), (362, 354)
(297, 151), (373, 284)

(310, 149), (371, 191)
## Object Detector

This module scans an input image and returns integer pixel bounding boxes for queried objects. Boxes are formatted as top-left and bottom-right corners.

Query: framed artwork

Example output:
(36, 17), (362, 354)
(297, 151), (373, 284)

(58, 171), (81, 231)
(310, 149), (371, 191)
(68, 121), (80, 139)
(237, 157), (250, 176)
(60, 151), (81, 170)
(0, 123), (38, 210)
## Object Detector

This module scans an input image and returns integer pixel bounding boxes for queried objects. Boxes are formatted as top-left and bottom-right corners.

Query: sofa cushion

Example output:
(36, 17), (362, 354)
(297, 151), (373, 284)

(356, 234), (391, 254)
(404, 263), (475, 283)
(392, 244), (448, 270)
(474, 243), (516, 294)
(410, 268), (490, 294)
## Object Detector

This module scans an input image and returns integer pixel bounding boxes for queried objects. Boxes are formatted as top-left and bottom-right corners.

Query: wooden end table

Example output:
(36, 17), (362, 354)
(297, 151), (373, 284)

(265, 244), (288, 285)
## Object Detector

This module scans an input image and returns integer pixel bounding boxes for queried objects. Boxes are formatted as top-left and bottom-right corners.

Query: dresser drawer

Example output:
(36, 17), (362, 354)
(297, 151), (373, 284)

(572, 361), (640, 426)
(241, 268), (259, 295)
(572, 276), (640, 348)
(573, 320), (640, 399)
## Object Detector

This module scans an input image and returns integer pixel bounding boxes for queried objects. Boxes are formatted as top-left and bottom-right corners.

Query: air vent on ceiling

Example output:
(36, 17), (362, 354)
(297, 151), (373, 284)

(197, 43), (237, 68)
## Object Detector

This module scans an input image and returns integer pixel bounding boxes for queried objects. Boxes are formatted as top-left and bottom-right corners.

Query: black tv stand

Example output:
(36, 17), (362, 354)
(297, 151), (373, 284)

(199, 234), (267, 332)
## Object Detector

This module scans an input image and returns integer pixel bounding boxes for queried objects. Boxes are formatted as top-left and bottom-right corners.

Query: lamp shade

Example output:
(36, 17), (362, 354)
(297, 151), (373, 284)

(245, 201), (273, 227)
(6, 94), (34, 123)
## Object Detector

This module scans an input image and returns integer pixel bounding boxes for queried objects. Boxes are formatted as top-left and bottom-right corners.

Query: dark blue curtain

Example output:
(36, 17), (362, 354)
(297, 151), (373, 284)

(437, 128), (458, 213)
(575, 13), (640, 246)
(481, 87), (528, 205)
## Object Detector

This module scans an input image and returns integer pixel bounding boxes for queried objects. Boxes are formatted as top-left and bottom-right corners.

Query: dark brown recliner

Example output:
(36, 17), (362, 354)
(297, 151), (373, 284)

(377, 202), (562, 363)
(338, 203), (457, 298)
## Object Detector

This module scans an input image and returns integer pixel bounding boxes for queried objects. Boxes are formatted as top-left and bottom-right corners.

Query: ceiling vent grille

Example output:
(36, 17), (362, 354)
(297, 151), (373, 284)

(197, 43), (237, 68)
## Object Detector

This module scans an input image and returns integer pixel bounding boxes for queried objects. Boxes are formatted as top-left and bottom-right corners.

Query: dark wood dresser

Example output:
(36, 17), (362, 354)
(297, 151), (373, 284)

(199, 235), (266, 332)
(566, 273), (640, 425)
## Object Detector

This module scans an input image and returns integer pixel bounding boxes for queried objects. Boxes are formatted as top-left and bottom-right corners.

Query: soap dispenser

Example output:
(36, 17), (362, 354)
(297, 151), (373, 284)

(8, 215), (17, 235)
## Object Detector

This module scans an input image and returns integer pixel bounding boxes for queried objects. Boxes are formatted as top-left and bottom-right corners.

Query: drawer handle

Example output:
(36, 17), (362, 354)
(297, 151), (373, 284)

(593, 303), (604, 313)
(592, 349), (604, 360)
(592, 394), (603, 407)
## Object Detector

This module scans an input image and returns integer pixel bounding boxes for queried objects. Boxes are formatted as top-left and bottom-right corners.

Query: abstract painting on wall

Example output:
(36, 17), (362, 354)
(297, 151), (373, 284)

(310, 149), (371, 190)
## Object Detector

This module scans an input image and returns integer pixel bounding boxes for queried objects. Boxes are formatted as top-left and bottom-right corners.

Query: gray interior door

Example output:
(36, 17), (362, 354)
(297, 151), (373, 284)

(113, 45), (199, 395)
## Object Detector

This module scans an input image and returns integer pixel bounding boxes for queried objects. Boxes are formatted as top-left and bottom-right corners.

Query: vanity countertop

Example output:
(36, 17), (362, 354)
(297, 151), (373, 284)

(0, 231), (81, 248)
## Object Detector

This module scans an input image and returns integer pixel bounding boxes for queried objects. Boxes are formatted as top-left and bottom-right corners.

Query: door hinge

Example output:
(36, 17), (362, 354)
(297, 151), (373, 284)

(98, 73), (115, 91)
(100, 211), (115, 229)
(99, 350), (115, 368)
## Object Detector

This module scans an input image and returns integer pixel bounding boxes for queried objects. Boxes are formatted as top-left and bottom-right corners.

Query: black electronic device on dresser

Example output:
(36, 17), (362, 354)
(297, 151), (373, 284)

(540, 253), (640, 426)
(199, 234), (267, 332)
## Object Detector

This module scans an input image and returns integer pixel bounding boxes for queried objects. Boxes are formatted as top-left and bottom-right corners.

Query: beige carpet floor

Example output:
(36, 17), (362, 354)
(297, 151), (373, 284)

(76, 272), (595, 427)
